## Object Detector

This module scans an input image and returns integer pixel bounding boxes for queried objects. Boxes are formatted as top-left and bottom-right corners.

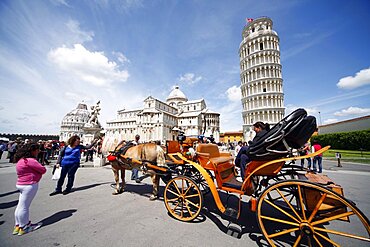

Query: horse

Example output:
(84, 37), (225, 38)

(106, 141), (167, 200)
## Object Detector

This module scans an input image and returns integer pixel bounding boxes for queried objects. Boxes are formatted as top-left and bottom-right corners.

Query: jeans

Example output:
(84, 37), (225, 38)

(15, 183), (38, 227)
(56, 164), (79, 192)
(131, 168), (139, 180)
(239, 154), (251, 179)
(301, 157), (312, 168)
(313, 156), (323, 173)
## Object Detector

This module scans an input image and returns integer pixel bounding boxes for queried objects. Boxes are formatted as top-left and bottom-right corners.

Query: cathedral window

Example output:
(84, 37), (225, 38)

(260, 43), (264, 50)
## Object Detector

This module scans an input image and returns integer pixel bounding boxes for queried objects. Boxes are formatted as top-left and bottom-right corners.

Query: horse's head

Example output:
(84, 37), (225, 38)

(105, 141), (127, 165)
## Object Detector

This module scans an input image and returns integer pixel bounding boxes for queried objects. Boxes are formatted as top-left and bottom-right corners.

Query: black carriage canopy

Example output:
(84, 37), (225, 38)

(247, 108), (317, 160)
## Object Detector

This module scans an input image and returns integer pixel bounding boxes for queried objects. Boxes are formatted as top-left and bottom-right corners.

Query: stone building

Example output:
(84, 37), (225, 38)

(239, 17), (285, 141)
(104, 86), (220, 149)
(59, 103), (90, 142)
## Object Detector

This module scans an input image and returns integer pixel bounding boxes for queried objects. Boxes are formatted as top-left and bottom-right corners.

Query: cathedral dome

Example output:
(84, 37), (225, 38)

(60, 103), (90, 141)
(166, 86), (188, 107)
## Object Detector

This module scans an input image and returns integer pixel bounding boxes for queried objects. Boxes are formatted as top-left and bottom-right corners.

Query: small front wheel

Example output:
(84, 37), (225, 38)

(164, 176), (203, 222)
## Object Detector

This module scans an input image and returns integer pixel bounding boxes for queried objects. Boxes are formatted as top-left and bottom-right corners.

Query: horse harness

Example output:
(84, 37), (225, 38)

(113, 142), (157, 169)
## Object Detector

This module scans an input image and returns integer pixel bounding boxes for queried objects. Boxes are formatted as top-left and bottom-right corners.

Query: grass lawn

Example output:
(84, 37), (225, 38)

(324, 149), (370, 165)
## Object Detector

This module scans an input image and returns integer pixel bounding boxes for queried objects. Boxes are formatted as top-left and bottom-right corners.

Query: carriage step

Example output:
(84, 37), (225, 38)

(224, 208), (238, 219)
(226, 223), (242, 238)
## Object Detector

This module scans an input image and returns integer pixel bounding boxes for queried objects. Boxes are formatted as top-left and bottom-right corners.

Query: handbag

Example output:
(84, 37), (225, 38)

(52, 167), (61, 180)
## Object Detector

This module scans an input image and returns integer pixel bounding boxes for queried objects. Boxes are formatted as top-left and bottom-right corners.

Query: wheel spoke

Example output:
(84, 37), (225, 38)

(260, 215), (299, 227)
(297, 184), (307, 220)
(292, 234), (302, 247)
(171, 181), (182, 195)
(311, 211), (354, 226)
(183, 183), (193, 196)
(308, 192), (327, 223)
(307, 235), (313, 247)
(185, 203), (194, 217)
(172, 201), (180, 212)
(263, 198), (300, 223)
(312, 234), (324, 247)
(268, 227), (299, 238)
(185, 198), (200, 209)
(276, 188), (303, 222)
(166, 197), (179, 202)
(313, 226), (370, 242)
(181, 179), (184, 194)
(314, 231), (340, 247)
(167, 188), (180, 197)
(185, 194), (200, 198)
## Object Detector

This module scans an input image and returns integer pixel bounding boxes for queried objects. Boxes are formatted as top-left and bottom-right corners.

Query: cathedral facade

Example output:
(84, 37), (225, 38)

(104, 86), (220, 147)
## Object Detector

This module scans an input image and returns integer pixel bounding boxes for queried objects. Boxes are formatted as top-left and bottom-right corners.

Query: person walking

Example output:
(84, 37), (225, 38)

(49, 135), (98, 196)
(131, 134), (141, 183)
(13, 143), (46, 236)
(0, 140), (6, 160)
(312, 140), (323, 173)
(8, 141), (18, 163)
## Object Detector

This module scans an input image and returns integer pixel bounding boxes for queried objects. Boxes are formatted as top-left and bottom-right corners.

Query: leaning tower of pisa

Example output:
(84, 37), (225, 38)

(239, 17), (285, 141)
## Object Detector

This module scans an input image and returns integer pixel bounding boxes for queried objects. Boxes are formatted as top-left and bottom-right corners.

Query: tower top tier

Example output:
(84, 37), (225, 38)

(242, 17), (277, 41)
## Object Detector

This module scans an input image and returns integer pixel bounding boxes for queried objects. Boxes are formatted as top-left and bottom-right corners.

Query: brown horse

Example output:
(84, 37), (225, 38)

(106, 142), (167, 200)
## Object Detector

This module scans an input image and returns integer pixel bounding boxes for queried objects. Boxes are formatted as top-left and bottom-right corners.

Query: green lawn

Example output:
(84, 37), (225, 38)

(323, 149), (370, 164)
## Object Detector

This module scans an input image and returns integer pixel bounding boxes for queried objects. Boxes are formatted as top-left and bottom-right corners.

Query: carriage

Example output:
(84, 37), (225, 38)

(107, 109), (370, 246)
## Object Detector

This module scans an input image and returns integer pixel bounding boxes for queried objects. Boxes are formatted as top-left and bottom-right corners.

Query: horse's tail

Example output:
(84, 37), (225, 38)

(156, 145), (166, 167)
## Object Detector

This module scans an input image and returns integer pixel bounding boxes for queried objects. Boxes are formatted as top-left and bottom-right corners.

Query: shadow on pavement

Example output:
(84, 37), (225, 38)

(0, 200), (18, 209)
(0, 190), (19, 198)
(72, 182), (112, 193)
(40, 209), (77, 227)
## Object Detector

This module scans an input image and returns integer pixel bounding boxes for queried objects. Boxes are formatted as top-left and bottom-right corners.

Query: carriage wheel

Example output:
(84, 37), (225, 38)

(164, 176), (203, 222)
(187, 168), (213, 195)
(257, 180), (370, 247)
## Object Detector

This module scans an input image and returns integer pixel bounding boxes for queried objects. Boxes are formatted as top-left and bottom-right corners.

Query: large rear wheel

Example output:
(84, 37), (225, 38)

(257, 180), (370, 246)
(164, 176), (203, 222)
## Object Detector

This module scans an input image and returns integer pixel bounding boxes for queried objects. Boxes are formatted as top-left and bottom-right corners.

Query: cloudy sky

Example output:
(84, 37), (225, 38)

(0, 0), (369, 135)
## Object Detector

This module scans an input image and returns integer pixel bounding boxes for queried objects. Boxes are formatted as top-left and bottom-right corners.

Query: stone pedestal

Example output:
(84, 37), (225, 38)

(82, 125), (101, 145)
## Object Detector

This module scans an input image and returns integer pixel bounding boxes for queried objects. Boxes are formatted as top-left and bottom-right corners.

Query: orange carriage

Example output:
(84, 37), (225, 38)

(162, 109), (370, 246)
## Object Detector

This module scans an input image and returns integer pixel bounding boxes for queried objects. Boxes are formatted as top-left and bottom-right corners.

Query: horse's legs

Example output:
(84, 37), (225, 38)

(112, 166), (120, 195)
(149, 174), (160, 200)
(120, 168), (126, 193)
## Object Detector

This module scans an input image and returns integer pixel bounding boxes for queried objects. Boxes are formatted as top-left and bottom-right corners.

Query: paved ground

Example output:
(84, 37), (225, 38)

(0, 156), (369, 247)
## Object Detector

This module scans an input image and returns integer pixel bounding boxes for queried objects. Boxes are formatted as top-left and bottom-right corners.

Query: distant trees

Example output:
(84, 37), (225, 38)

(311, 129), (370, 151)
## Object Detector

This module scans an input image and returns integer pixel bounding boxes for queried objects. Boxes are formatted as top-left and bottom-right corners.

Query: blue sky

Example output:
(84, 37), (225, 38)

(0, 0), (369, 135)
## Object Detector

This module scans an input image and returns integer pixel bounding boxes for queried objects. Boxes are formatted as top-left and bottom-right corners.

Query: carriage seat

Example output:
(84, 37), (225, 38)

(196, 143), (233, 166)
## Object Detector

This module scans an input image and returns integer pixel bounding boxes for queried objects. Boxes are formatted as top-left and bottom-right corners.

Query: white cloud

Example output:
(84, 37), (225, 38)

(178, 73), (202, 85)
(334, 106), (370, 117)
(284, 104), (318, 116)
(48, 44), (129, 86)
(50, 0), (70, 7)
(226, 85), (241, 102)
(337, 67), (370, 89)
(66, 20), (94, 43)
(113, 51), (130, 64)
(323, 118), (338, 124)
(219, 101), (243, 132)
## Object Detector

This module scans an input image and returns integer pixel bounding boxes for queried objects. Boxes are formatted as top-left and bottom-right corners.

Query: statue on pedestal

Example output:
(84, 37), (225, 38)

(82, 101), (103, 164)
(86, 100), (101, 128)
